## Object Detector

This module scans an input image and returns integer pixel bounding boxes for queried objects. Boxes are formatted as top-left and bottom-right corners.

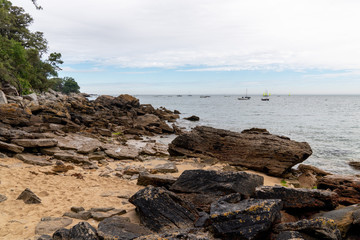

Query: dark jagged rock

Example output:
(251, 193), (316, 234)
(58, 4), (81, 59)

(137, 172), (177, 189)
(210, 198), (283, 240)
(134, 230), (211, 240)
(52, 228), (70, 240)
(68, 222), (99, 240)
(171, 170), (264, 197)
(0, 194), (7, 203)
(184, 115), (200, 121)
(353, 208), (360, 225)
(275, 231), (305, 240)
(168, 126), (312, 177)
(35, 217), (73, 235)
(317, 175), (360, 205)
(129, 186), (199, 232)
(97, 216), (152, 240)
(254, 186), (338, 211)
(349, 161), (360, 170)
(16, 154), (53, 166)
(273, 217), (342, 240)
(0, 103), (32, 126)
(16, 188), (41, 204)
(170, 170), (264, 212)
(36, 235), (52, 240)
(71, 206), (85, 213)
(0, 140), (24, 153)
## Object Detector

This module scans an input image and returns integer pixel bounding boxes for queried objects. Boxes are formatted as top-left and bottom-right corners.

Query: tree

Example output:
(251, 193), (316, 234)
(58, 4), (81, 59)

(62, 77), (80, 94)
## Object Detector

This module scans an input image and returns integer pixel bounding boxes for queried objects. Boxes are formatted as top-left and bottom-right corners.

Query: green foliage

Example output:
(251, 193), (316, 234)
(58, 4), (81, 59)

(0, 0), (79, 95)
(280, 179), (288, 187)
(48, 77), (80, 94)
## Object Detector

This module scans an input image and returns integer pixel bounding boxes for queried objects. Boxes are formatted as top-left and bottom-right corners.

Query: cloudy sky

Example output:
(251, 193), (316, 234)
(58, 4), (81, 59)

(12, 0), (360, 94)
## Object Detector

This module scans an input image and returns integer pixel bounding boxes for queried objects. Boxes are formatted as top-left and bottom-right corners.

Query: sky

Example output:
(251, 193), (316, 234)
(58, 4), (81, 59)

(11, 0), (360, 95)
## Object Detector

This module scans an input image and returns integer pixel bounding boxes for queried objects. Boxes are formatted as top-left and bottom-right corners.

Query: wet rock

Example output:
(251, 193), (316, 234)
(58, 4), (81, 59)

(317, 175), (360, 205)
(0, 194), (7, 203)
(91, 209), (127, 221)
(273, 217), (341, 240)
(63, 211), (92, 220)
(35, 217), (73, 235)
(16, 154), (53, 166)
(0, 140), (24, 153)
(210, 198), (282, 240)
(129, 186), (199, 232)
(150, 162), (178, 174)
(168, 126), (312, 177)
(12, 138), (58, 148)
(16, 188), (41, 204)
(254, 186), (338, 211)
(97, 216), (152, 240)
(137, 172), (177, 189)
(314, 204), (360, 238)
(67, 222), (99, 240)
(105, 145), (139, 160)
(184, 115), (200, 121)
(0, 90), (8, 104)
(349, 161), (360, 170)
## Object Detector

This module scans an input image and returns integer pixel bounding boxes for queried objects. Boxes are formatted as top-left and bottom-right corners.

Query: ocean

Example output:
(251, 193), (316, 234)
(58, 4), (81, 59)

(136, 94), (360, 175)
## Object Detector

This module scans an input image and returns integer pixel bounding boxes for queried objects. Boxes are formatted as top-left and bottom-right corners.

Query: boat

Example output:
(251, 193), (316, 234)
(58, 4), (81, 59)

(261, 90), (270, 101)
(200, 95), (210, 98)
(238, 89), (251, 100)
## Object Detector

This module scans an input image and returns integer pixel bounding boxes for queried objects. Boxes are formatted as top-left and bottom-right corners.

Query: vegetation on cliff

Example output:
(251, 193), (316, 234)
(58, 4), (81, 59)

(0, 0), (79, 94)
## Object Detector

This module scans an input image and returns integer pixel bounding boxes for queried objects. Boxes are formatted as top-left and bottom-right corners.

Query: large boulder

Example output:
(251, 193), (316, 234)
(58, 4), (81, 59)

(317, 175), (360, 205)
(0, 103), (32, 126)
(210, 198), (282, 240)
(137, 172), (177, 189)
(168, 127), (312, 177)
(254, 186), (338, 211)
(170, 170), (264, 212)
(104, 145), (139, 160)
(273, 217), (342, 240)
(129, 186), (199, 232)
(55, 134), (103, 154)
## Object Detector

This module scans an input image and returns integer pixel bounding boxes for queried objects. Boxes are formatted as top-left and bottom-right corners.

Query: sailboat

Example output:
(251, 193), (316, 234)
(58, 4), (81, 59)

(261, 90), (270, 101)
(238, 89), (251, 100)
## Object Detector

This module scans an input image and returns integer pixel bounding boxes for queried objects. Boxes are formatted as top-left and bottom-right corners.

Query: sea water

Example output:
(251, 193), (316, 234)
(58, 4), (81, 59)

(136, 95), (360, 175)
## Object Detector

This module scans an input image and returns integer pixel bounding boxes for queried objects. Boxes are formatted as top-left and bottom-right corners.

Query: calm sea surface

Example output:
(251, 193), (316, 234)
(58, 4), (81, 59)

(136, 95), (360, 175)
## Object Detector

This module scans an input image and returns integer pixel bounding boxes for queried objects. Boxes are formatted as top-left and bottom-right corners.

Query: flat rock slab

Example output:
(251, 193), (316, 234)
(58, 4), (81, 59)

(105, 145), (139, 160)
(17, 188), (41, 204)
(35, 217), (73, 235)
(168, 126), (312, 177)
(129, 186), (199, 232)
(0, 194), (7, 203)
(12, 138), (58, 148)
(141, 142), (169, 156)
(0, 140), (24, 153)
(97, 216), (152, 240)
(137, 172), (177, 189)
(91, 209), (127, 221)
(16, 154), (53, 166)
(210, 198), (282, 240)
(54, 151), (90, 164)
(255, 186), (339, 211)
(150, 162), (178, 174)
(55, 134), (103, 154)
(273, 217), (342, 240)
(63, 211), (92, 220)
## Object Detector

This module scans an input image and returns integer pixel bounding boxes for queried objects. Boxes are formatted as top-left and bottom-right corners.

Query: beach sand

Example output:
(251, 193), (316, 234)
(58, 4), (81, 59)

(0, 157), (282, 240)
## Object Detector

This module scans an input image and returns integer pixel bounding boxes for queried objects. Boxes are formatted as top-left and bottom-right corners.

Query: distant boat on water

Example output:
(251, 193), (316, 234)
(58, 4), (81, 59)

(238, 89), (251, 100)
(200, 95), (210, 98)
(261, 90), (270, 101)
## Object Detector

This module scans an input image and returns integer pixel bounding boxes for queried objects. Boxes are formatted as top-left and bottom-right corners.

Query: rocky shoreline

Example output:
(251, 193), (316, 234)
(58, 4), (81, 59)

(0, 87), (360, 240)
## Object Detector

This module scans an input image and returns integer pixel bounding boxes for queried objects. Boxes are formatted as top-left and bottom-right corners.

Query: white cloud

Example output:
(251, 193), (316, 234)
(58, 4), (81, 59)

(13, 0), (360, 71)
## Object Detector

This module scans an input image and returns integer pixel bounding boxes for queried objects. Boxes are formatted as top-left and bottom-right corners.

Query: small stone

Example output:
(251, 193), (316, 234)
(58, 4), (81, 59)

(17, 188), (41, 204)
(0, 194), (7, 203)
(63, 211), (92, 220)
(71, 206), (85, 213)
(89, 207), (114, 212)
(91, 209), (127, 221)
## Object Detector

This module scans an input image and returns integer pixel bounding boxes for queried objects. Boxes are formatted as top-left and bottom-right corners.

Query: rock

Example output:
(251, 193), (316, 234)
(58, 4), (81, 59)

(135, 114), (161, 127)
(184, 115), (200, 121)
(298, 164), (331, 176)
(275, 231), (305, 240)
(16, 188), (41, 204)
(71, 206), (85, 213)
(129, 186), (199, 232)
(55, 134), (103, 154)
(63, 211), (92, 220)
(141, 142), (169, 156)
(273, 217), (342, 240)
(314, 204), (360, 238)
(89, 207), (115, 212)
(2, 83), (19, 96)
(297, 171), (317, 188)
(349, 161), (360, 170)
(0, 90), (8, 104)
(210, 198), (282, 240)
(168, 126), (312, 177)
(317, 175), (360, 205)
(0, 103), (32, 126)
(0, 140), (24, 153)
(67, 222), (99, 240)
(52, 165), (74, 173)
(105, 145), (139, 160)
(0, 152), (7, 158)
(0, 194), (7, 203)
(35, 217), (73, 235)
(171, 170), (264, 197)
(16, 154), (53, 166)
(150, 162), (178, 174)
(52, 228), (70, 240)
(36, 235), (52, 240)
(91, 209), (127, 221)
(137, 172), (177, 189)
(97, 216), (152, 240)
(23, 93), (39, 105)
(254, 186), (338, 211)
(89, 152), (106, 161)
(135, 230), (212, 240)
(53, 151), (90, 165)
(40, 147), (62, 156)
(353, 208), (360, 225)
(12, 138), (58, 148)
